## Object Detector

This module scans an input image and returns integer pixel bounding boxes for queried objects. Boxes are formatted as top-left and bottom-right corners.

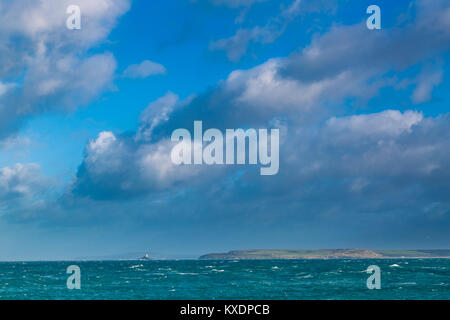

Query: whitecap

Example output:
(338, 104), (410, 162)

(176, 272), (199, 275)
(390, 264), (400, 267)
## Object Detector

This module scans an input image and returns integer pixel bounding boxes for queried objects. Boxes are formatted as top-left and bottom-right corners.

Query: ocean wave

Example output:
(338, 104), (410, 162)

(176, 272), (199, 275)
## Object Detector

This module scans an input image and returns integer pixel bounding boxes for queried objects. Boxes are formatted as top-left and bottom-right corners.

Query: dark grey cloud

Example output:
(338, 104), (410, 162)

(280, 0), (450, 89)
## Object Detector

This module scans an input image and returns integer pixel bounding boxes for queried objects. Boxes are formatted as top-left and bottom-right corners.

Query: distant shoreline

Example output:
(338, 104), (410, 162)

(199, 249), (450, 260)
(3, 249), (450, 262)
(2, 257), (450, 262)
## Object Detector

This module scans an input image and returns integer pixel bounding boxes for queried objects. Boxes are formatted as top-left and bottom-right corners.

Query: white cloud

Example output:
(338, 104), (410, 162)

(225, 59), (373, 114)
(0, 0), (130, 48)
(84, 131), (124, 175)
(285, 110), (447, 183)
(123, 60), (167, 79)
(137, 92), (179, 141)
(75, 130), (203, 198)
(0, 136), (31, 150)
(88, 131), (117, 158)
(326, 110), (424, 136)
(209, 0), (266, 8)
(0, 0), (130, 138)
(0, 82), (15, 97)
(412, 69), (443, 104)
(210, 0), (302, 62)
(0, 163), (49, 201)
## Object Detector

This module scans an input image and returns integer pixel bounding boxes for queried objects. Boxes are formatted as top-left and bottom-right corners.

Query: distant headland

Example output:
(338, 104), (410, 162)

(199, 249), (450, 260)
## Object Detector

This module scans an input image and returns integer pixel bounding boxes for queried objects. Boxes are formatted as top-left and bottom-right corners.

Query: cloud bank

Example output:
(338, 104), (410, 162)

(1, 0), (450, 248)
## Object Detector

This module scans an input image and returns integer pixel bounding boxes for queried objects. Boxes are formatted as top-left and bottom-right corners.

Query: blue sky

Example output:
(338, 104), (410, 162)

(0, 0), (449, 260)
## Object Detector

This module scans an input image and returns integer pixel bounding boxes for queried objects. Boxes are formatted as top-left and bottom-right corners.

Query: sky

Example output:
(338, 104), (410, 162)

(0, 0), (449, 260)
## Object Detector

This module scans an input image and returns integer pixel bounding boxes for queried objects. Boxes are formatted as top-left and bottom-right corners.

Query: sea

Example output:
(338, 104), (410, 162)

(0, 259), (449, 299)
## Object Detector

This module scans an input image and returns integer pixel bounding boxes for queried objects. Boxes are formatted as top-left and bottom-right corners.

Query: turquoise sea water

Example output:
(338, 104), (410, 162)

(0, 259), (449, 299)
